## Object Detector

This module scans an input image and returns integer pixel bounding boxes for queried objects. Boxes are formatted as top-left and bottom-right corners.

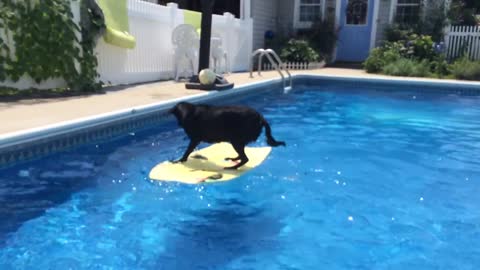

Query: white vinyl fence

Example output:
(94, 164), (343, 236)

(96, 1), (253, 86)
(3, 0), (253, 89)
(445, 25), (480, 60)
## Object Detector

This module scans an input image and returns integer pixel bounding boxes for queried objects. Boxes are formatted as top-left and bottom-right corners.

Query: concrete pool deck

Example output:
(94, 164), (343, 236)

(0, 68), (478, 136)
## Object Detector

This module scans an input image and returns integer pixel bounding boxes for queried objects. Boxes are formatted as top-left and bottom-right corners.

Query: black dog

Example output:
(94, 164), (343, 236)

(169, 101), (286, 169)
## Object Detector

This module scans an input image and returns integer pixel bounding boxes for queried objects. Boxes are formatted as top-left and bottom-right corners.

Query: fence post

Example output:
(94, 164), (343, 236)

(444, 25), (451, 60)
(167, 2), (179, 30)
(223, 12), (234, 73)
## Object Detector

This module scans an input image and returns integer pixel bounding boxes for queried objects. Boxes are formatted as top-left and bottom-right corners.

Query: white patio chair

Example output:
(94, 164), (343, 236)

(172, 24), (200, 81)
(210, 32), (229, 74)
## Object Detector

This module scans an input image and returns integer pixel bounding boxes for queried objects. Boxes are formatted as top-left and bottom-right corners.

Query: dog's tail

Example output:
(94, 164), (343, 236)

(261, 117), (286, 147)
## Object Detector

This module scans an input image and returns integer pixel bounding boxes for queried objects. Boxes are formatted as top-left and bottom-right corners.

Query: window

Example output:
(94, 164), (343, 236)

(346, 0), (368, 25)
(395, 0), (421, 25)
(299, 0), (322, 22)
(295, 0), (324, 28)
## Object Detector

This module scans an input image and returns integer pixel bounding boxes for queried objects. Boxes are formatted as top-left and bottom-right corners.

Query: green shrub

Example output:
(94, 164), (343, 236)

(298, 19), (338, 62)
(416, 1), (448, 42)
(382, 59), (431, 77)
(448, 0), (479, 26)
(264, 34), (289, 55)
(363, 43), (402, 73)
(280, 39), (321, 63)
(450, 57), (480, 80)
(429, 56), (451, 78)
(363, 48), (386, 73)
(384, 24), (414, 42)
(409, 34), (435, 60)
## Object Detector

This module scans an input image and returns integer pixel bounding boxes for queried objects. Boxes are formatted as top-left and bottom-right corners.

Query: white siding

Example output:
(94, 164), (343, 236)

(251, 0), (278, 50)
(277, 0), (295, 35)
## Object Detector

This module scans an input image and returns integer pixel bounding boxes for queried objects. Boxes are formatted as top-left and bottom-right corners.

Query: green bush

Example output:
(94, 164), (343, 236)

(363, 43), (402, 73)
(264, 34), (289, 55)
(382, 59), (431, 77)
(0, 0), (104, 91)
(384, 24), (414, 42)
(429, 56), (450, 78)
(280, 39), (321, 63)
(448, 0), (479, 26)
(450, 57), (480, 80)
(409, 34), (435, 60)
(416, 2), (448, 42)
(298, 19), (338, 62)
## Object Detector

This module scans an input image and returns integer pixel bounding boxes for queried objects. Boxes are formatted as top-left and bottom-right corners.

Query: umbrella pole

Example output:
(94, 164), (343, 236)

(198, 0), (215, 71)
(185, 0), (234, 90)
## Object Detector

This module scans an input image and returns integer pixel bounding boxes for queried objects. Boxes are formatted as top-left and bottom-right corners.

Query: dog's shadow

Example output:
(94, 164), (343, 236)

(156, 198), (283, 269)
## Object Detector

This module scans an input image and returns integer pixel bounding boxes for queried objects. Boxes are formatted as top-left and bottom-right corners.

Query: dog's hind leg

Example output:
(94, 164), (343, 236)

(224, 143), (249, 170)
(174, 139), (200, 163)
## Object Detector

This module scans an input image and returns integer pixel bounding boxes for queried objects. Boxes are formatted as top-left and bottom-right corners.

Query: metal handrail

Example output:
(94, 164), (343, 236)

(266, 49), (292, 89)
(249, 48), (292, 91)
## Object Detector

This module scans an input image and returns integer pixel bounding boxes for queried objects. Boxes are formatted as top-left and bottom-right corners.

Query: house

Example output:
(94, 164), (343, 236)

(251, 0), (449, 62)
(143, 0), (447, 62)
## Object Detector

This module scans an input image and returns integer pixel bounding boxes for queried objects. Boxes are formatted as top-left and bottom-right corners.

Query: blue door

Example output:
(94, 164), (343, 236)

(336, 0), (374, 62)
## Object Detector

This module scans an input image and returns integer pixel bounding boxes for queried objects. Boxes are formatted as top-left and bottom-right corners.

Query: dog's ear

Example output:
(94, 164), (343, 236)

(176, 103), (191, 120)
(170, 102), (193, 126)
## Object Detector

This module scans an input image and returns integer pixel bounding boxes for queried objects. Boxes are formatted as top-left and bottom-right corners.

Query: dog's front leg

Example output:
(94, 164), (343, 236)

(173, 140), (200, 163)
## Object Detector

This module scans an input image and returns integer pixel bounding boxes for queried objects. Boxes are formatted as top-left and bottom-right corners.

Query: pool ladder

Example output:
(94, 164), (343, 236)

(249, 48), (292, 93)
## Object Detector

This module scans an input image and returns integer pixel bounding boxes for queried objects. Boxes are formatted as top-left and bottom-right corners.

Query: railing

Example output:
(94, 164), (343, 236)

(250, 48), (292, 92)
(445, 25), (480, 60)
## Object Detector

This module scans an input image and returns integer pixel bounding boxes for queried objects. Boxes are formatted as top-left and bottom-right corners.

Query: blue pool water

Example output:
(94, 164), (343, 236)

(1, 82), (480, 269)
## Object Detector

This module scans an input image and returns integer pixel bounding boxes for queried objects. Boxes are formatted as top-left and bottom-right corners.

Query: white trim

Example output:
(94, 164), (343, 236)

(293, 0), (300, 29)
(389, 0), (397, 23)
(333, 0), (342, 62)
(240, 0), (251, 19)
(335, 0), (342, 29)
(240, 0), (244, 19)
(370, 0), (380, 50)
(293, 0), (326, 29)
(322, 0), (326, 20)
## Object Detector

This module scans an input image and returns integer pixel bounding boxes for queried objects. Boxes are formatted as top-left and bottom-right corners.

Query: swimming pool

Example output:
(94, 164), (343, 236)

(1, 78), (480, 269)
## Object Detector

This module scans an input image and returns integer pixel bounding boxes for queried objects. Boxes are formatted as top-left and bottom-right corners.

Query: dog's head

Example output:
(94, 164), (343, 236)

(168, 102), (195, 127)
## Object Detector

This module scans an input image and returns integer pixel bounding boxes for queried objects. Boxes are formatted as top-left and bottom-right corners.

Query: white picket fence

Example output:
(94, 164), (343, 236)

(96, 1), (253, 86)
(261, 61), (326, 71)
(445, 25), (480, 60)
(3, 0), (253, 89)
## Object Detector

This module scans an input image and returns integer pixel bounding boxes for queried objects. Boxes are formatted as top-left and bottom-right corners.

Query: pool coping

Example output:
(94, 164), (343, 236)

(1, 73), (479, 167)
(0, 77), (283, 154)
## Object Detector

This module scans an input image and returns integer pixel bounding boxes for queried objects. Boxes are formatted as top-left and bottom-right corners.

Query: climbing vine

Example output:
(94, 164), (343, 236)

(0, 0), (104, 91)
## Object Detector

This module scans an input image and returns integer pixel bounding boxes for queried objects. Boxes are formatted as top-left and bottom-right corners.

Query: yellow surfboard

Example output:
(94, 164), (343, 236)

(149, 142), (271, 184)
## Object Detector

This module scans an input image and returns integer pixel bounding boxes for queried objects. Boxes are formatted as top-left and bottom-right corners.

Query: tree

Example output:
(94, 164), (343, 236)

(448, 0), (478, 25)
